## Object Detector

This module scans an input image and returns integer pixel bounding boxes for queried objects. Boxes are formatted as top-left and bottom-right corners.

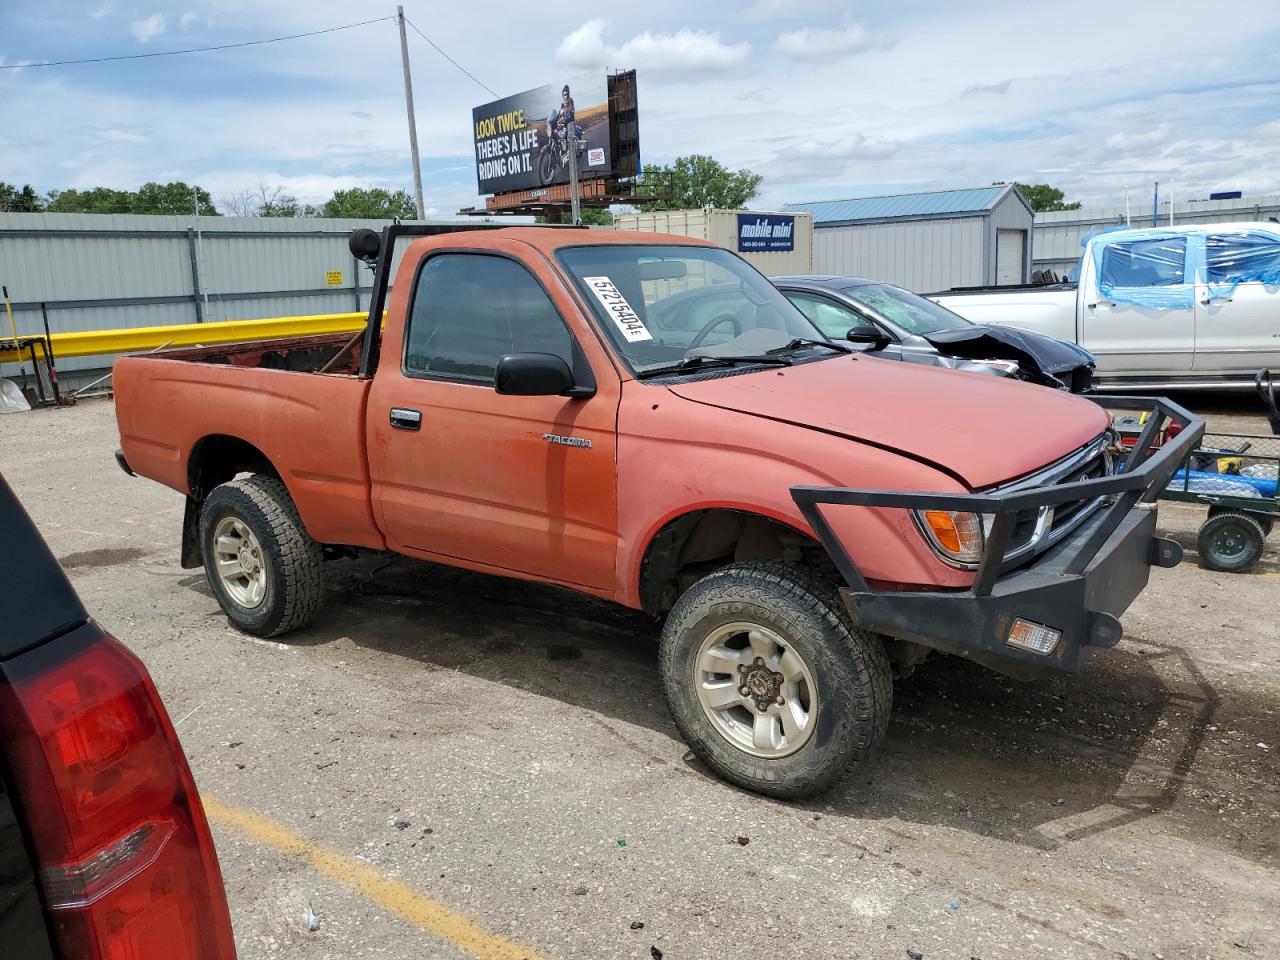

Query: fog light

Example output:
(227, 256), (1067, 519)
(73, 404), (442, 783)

(1007, 618), (1062, 656)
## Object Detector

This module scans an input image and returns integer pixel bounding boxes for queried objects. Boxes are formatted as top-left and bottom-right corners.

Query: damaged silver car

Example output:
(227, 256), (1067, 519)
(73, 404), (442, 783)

(774, 275), (1096, 392)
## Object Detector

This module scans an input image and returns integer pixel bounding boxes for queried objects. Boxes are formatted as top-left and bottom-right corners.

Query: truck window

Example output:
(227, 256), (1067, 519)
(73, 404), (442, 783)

(1099, 237), (1187, 288)
(1205, 232), (1280, 285)
(404, 253), (573, 382)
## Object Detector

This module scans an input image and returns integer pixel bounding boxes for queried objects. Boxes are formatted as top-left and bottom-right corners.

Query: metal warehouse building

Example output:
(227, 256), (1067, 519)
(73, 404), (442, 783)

(785, 185), (1034, 292)
(1033, 191), (1280, 278)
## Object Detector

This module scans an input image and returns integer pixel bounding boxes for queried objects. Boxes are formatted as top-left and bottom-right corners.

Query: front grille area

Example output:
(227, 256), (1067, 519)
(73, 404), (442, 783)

(997, 436), (1113, 567)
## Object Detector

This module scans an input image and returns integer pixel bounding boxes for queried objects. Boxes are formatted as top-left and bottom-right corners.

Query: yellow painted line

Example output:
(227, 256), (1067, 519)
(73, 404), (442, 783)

(203, 795), (549, 960)
(1, 311), (366, 363)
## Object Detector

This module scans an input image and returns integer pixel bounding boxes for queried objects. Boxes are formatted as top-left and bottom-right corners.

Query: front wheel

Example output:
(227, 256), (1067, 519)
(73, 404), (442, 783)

(538, 147), (556, 185)
(658, 561), (892, 799)
(199, 475), (324, 636)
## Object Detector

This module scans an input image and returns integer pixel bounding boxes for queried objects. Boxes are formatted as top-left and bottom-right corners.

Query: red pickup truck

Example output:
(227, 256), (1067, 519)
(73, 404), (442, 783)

(114, 225), (1202, 797)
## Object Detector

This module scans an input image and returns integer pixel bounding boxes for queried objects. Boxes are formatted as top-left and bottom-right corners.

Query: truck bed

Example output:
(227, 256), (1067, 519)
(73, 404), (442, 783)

(152, 330), (365, 374)
(113, 332), (384, 550)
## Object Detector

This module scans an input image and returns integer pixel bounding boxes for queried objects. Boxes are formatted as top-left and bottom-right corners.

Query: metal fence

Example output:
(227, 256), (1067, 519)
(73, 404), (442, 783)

(0, 212), (424, 379)
(1033, 193), (1280, 277)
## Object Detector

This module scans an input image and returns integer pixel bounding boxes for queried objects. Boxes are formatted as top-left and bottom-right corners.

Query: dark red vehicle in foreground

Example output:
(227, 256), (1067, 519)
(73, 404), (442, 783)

(0, 475), (236, 959)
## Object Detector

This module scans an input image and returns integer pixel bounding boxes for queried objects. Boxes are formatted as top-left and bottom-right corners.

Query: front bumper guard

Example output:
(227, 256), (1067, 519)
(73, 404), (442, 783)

(791, 397), (1204, 671)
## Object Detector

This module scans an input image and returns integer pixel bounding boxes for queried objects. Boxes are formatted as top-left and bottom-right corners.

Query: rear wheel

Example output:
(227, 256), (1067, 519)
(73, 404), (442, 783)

(659, 561), (892, 799)
(1197, 511), (1266, 573)
(199, 475), (324, 636)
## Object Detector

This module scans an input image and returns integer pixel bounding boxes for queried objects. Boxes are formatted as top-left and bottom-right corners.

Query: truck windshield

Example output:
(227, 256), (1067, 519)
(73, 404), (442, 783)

(842, 283), (969, 336)
(557, 245), (829, 376)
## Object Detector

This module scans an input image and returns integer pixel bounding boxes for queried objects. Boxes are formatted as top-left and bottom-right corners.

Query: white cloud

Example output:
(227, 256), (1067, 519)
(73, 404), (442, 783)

(129, 13), (165, 43)
(775, 19), (884, 61)
(961, 79), (1012, 97)
(746, 0), (843, 19)
(89, 3), (113, 19)
(179, 11), (198, 32)
(1105, 123), (1171, 153)
(557, 19), (749, 75)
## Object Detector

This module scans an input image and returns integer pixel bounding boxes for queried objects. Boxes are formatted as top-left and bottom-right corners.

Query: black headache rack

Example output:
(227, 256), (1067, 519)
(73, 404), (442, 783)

(352, 222), (586, 379)
(791, 397), (1205, 671)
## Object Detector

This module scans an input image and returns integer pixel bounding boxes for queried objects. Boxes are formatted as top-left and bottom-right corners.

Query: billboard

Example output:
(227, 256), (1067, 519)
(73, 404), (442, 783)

(472, 75), (614, 196)
(737, 214), (796, 252)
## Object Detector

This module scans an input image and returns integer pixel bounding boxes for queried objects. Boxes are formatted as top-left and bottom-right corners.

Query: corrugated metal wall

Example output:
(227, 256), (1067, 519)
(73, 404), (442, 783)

(0, 212), (419, 379)
(1033, 192), (1280, 276)
(812, 217), (986, 292)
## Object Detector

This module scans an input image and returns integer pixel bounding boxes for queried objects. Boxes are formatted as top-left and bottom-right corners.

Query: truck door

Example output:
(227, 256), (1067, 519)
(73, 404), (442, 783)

(1194, 230), (1280, 375)
(1080, 234), (1194, 378)
(365, 250), (619, 591)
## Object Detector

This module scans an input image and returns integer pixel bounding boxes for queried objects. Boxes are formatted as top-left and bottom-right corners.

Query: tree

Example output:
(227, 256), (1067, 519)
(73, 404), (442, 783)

(636, 155), (763, 211)
(221, 184), (315, 218)
(0, 182), (42, 212)
(577, 207), (614, 226)
(46, 181), (220, 215)
(537, 207), (614, 226)
(998, 181), (1081, 213)
(319, 187), (417, 220)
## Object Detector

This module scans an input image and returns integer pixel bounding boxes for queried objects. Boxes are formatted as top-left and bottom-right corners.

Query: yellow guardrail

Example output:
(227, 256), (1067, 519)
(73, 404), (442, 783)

(0, 311), (367, 365)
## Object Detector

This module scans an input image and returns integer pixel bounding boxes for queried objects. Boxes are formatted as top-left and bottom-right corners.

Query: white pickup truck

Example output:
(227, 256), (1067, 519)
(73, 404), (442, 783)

(932, 223), (1280, 391)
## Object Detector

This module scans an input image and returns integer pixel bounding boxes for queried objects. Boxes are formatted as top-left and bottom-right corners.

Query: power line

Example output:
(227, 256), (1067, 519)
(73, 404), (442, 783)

(403, 16), (497, 98)
(0, 16), (395, 70)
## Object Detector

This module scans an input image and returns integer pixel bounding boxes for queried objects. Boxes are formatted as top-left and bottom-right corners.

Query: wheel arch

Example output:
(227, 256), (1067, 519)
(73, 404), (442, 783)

(635, 505), (831, 616)
(181, 435), (288, 568)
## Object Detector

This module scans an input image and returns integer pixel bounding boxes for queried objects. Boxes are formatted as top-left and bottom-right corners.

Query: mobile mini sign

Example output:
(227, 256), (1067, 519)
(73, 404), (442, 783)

(737, 214), (795, 253)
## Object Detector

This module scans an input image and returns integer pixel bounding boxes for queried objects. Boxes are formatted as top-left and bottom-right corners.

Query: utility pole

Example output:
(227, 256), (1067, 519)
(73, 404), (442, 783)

(568, 132), (581, 225)
(397, 5), (426, 221)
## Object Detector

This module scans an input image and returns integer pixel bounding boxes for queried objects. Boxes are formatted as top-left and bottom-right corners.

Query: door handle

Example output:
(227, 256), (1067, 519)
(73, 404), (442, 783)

(1199, 297), (1232, 305)
(389, 407), (421, 431)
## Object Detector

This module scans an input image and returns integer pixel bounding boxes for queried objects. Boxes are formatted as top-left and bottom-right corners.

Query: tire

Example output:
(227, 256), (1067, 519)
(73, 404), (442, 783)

(199, 475), (324, 636)
(658, 560), (892, 799)
(538, 148), (556, 186)
(1196, 511), (1266, 573)
(1208, 503), (1272, 536)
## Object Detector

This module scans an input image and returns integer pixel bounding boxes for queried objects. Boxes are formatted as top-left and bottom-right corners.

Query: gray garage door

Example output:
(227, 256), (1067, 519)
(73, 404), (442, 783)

(996, 229), (1026, 285)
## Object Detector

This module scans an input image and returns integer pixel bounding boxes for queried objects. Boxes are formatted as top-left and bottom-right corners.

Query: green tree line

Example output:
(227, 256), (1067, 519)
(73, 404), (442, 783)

(0, 181), (419, 219)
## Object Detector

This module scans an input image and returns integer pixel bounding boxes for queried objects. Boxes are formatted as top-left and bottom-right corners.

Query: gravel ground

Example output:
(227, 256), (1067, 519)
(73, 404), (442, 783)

(1, 395), (1276, 960)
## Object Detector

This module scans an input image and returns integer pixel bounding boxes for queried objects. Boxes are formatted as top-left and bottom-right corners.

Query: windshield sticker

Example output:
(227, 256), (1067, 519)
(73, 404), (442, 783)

(583, 276), (652, 342)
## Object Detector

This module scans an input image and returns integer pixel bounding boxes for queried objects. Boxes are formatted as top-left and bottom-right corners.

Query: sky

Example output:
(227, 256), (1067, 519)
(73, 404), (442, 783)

(1, 1), (1278, 218)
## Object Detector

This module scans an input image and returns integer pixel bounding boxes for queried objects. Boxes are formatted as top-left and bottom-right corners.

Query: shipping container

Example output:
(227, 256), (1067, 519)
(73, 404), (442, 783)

(612, 208), (814, 277)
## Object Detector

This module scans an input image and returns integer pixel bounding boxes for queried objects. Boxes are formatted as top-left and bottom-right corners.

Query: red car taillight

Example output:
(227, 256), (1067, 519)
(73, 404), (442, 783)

(0, 626), (236, 959)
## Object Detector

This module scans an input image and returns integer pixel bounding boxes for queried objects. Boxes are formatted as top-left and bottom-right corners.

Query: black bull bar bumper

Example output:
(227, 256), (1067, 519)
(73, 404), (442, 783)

(791, 397), (1204, 671)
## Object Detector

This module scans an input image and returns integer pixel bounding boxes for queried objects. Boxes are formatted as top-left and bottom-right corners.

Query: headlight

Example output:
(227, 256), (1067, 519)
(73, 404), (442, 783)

(914, 510), (989, 565)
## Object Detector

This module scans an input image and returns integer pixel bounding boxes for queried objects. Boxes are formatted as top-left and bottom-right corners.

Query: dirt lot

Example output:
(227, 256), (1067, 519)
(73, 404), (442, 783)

(2, 396), (1277, 960)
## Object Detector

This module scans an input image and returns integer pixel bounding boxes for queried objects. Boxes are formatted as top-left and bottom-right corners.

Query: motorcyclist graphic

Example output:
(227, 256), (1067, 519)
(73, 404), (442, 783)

(540, 84), (584, 186)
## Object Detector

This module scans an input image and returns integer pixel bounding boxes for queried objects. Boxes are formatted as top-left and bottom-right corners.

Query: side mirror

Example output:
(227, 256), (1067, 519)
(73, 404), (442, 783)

(349, 228), (381, 263)
(495, 353), (583, 397)
(844, 328), (892, 351)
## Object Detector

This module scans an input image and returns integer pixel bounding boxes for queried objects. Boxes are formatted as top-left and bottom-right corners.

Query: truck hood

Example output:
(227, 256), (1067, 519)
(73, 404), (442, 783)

(922, 325), (1095, 377)
(666, 355), (1110, 489)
